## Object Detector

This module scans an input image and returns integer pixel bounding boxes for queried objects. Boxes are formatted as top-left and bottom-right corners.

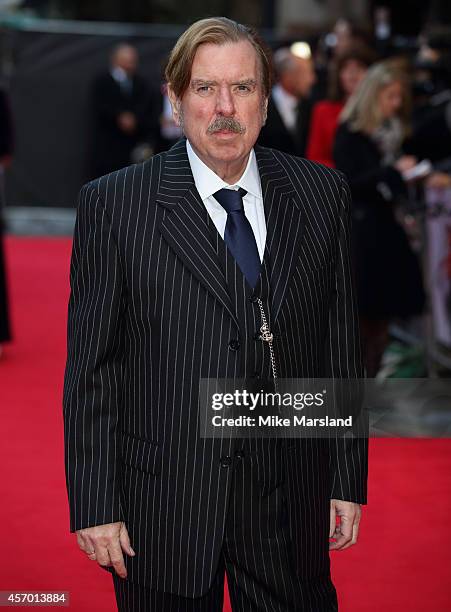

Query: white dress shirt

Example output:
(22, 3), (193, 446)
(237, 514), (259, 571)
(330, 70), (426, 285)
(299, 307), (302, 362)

(110, 66), (132, 95)
(271, 84), (298, 132)
(186, 140), (266, 262)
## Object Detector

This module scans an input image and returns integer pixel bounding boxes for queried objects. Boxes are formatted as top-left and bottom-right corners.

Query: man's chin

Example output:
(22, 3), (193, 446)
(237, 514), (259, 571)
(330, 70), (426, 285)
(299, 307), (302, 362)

(209, 142), (248, 161)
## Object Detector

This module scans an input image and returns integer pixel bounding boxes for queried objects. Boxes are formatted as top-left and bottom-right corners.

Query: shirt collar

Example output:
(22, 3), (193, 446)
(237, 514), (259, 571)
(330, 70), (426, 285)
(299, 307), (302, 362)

(272, 83), (298, 110)
(186, 139), (261, 202)
(111, 66), (128, 83)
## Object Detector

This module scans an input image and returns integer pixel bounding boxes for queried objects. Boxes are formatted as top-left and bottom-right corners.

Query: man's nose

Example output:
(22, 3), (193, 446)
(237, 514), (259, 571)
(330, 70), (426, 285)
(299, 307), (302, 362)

(215, 86), (235, 115)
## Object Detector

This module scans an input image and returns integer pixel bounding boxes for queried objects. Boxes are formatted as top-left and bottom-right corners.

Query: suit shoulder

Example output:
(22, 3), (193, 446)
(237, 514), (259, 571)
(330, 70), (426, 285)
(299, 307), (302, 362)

(81, 153), (167, 204)
(334, 121), (367, 148)
(263, 146), (345, 189)
(90, 72), (114, 89)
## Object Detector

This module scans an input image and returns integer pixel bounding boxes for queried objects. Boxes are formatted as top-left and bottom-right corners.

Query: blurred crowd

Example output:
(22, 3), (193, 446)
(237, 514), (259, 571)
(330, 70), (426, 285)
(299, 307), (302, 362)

(2, 16), (451, 375)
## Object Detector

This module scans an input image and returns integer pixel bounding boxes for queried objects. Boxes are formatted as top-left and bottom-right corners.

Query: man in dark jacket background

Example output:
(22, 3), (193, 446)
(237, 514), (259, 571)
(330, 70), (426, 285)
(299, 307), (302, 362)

(89, 43), (157, 178)
(258, 46), (316, 157)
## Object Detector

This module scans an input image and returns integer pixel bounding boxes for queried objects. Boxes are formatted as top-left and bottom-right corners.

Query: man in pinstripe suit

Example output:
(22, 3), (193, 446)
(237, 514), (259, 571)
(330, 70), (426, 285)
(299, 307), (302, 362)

(63, 17), (367, 611)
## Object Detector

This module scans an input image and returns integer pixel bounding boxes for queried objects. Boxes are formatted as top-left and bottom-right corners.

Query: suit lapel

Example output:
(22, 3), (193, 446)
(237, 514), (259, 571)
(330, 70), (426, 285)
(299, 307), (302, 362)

(255, 146), (305, 322)
(156, 140), (305, 327)
(157, 140), (238, 327)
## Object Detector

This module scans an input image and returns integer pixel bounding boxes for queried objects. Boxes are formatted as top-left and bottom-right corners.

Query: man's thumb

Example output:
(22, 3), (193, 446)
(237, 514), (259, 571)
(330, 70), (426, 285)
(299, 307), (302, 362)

(329, 502), (337, 538)
(119, 524), (136, 556)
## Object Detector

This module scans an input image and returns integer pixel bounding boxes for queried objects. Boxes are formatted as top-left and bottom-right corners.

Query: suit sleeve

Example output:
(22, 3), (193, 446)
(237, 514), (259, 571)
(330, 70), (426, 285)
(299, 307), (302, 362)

(324, 174), (368, 504)
(63, 183), (126, 532)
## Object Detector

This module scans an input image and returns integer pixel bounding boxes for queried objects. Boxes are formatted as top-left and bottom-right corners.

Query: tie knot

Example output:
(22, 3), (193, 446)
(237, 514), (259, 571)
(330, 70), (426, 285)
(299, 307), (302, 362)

(213, 187), (247, 214)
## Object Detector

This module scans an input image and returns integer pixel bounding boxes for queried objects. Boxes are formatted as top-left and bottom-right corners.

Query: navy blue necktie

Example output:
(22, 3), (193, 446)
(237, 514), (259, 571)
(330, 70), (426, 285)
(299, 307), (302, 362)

(213, 187), (261, 289)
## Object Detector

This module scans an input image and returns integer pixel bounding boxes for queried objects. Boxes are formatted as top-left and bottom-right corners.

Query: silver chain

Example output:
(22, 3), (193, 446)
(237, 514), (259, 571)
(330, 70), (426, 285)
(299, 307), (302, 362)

(256, 297), (278, 381)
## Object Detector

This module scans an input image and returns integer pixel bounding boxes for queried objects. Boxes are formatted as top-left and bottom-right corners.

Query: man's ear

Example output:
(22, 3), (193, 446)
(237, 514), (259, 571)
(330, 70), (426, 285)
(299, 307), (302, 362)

(167, 84), (182, 126)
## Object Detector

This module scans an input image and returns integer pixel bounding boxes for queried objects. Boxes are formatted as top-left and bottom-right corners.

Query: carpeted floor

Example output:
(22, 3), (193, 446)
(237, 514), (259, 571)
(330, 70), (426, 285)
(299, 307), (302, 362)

(0, 236), (450, 611)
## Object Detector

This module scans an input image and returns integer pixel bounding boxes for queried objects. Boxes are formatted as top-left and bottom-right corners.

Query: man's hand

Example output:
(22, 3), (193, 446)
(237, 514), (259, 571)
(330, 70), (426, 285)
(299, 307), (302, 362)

(394, 155), (418, 174)
(117, 111), (137, 134)
(76, 521), (135, 578)
(329, 499), (362, 551)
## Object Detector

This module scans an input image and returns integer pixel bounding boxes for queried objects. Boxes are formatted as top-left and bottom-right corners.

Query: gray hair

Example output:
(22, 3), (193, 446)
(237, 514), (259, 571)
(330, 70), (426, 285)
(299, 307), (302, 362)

(272, 47), (298, 79)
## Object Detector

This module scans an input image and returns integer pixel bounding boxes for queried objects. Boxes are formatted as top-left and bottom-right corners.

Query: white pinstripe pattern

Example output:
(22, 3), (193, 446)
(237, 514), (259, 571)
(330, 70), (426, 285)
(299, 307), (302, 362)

(63, 139), (367, 607)
(113, 452), (338, 611)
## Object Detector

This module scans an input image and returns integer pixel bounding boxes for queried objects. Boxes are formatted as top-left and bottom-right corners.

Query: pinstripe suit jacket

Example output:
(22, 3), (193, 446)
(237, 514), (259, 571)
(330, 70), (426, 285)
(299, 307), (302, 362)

(63, 138), (367, 597)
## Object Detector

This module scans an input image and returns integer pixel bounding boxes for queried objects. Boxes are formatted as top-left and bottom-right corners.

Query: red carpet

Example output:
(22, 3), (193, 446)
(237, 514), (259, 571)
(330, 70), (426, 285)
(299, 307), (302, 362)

(1, 236), (450, 611)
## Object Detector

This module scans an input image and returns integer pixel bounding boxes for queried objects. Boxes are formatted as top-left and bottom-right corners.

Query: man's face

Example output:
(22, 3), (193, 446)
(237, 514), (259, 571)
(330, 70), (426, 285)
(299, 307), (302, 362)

(339, 59), (367, 98)
(378, 80), (403, 118)
(168, 40), (267, 172)
(114, 46), (138, 76)
(282, 56), (316, 99)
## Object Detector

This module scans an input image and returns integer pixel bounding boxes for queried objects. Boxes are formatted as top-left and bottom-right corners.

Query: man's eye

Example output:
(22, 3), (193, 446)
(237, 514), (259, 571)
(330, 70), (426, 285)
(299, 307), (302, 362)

(235, 84), (253, 94)
(196, 86), (212, 94)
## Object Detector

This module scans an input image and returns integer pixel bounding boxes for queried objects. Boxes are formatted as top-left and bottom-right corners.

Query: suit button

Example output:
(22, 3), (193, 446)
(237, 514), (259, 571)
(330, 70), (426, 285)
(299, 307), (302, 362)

(235, 450), (245, 459)
(249, 295), (258, 303)
(220, 455), (232, 467)
(228, 339), (240, 351)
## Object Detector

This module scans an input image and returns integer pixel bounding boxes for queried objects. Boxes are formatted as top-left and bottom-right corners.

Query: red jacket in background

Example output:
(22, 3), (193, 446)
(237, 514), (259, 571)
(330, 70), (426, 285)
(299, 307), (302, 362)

(306, 100), (343, 168)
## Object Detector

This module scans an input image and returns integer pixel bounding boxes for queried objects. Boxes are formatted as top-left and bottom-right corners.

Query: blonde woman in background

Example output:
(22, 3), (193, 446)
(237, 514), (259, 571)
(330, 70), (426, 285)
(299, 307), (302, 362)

(333, 61), (425, 376)
(306, 45), (375, 167)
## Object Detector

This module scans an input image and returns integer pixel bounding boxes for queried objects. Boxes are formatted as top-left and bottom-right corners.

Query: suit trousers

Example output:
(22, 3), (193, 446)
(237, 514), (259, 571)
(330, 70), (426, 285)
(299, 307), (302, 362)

(112, 443), (338, 611)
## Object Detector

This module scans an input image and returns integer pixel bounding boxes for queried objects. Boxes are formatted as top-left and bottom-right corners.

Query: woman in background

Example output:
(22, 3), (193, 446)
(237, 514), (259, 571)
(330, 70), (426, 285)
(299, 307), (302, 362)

(306, 45), (375, 167)
(0, 88), (13, 358)
(334, 61), (425, 376)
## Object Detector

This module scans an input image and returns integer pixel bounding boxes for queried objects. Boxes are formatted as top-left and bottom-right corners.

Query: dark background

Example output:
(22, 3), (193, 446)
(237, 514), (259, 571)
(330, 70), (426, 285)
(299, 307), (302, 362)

(2, 0), (451, 207)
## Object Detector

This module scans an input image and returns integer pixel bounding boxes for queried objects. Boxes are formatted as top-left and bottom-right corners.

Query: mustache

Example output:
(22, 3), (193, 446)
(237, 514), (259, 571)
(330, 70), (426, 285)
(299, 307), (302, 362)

(207, 116), (246, 134)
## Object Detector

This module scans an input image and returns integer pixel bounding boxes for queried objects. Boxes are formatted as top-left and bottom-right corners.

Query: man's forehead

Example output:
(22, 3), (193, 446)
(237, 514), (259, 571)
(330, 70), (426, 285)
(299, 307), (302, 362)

(190, 40), (259, 79)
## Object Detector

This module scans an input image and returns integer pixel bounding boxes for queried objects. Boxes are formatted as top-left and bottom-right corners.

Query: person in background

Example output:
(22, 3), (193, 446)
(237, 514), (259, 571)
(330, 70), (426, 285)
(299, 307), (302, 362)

(307, 46), (375, 167)
(313, 18), (375, 102)
(334, 61), (426, 376)
(89, 43), (157, 178)
(0, 87), (13, 359)
(333, 18), (359, 57)
(157, 82), (183, 152)
(409, 27), (451, 164)
(258, 45), (316, 157)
